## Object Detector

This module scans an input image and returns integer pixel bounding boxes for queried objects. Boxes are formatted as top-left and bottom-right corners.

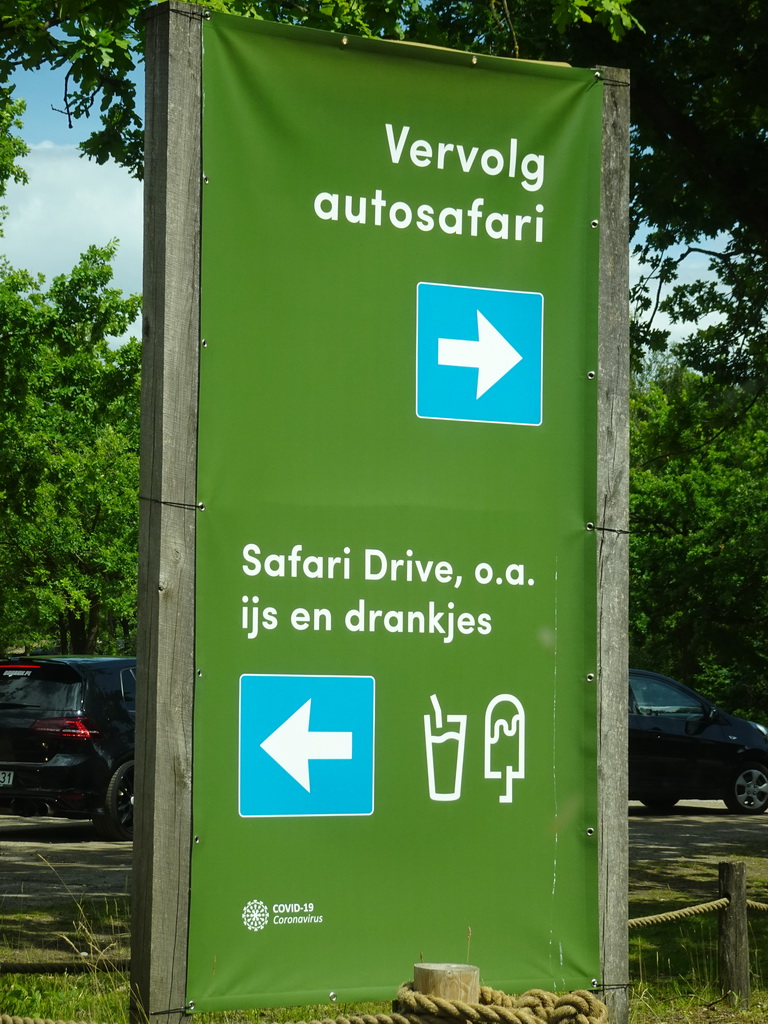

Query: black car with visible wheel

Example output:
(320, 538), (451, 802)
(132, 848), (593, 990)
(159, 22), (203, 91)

(629, 668), (768, 815)
(0, 656), (136, 840)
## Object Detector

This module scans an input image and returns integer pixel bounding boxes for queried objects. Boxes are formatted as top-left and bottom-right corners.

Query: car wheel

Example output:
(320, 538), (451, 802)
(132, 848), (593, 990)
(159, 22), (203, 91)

(93, 760), (134, 840)
(723, 762), (768, 815)
(639, 798), (679, 812)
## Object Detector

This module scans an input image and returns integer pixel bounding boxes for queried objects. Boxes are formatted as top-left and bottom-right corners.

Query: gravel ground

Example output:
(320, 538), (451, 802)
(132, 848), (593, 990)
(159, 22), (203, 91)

(0, 815), (131, 907)
(628, 799), (768, 863)
(1, 800), (767, 909)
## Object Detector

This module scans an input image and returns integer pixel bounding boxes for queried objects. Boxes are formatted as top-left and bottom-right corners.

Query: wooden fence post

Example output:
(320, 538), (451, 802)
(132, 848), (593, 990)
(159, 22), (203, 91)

(596, 64), (631, 1024)
(131, 3), (202, 1022)
(719, 861), (749, 1007)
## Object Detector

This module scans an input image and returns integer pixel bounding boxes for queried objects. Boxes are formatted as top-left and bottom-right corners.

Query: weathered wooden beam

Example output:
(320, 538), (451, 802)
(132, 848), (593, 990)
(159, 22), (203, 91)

(719, 860), (749, 1007)
(596, 64), (631, 1024)
(131, 3), (202, 1022)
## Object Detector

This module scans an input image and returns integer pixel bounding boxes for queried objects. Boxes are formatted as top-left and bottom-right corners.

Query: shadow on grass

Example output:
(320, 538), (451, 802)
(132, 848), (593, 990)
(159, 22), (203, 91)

(0, 895), (130, 967)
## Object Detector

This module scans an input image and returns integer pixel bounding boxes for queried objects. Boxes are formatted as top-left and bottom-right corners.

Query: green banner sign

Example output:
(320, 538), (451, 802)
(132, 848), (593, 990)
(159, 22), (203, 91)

(189, 12), (603, 1012)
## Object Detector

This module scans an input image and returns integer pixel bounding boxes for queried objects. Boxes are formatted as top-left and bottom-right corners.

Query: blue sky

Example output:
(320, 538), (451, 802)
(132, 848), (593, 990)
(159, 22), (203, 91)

(3, 66), (143, 312)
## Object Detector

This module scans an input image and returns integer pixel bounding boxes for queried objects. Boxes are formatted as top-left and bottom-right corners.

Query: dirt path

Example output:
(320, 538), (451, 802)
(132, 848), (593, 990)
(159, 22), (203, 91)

(0, 816), (131, 907)
(628, 799), (768, 864)
(2, 801), (767, 910)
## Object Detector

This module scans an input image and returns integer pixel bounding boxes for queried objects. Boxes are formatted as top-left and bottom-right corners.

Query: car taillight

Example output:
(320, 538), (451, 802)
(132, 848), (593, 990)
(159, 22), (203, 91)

(31, 717), (102, 740)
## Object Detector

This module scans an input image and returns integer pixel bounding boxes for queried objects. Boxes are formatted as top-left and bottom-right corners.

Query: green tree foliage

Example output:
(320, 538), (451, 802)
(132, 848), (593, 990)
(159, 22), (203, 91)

(5, 1), (762, 383)
(399, 2), (768, 391)
(0, 242), (141, 655)
(0, 0), (637, 656)
(1, 2), (145, 174)
(0, 0), (640, 180)
(0, 88), (28, 218)
(561, 0), (768, 383)
(586, 1), (768, 709)
(631, 361), (768, 718)
(7, 0), (768, 709)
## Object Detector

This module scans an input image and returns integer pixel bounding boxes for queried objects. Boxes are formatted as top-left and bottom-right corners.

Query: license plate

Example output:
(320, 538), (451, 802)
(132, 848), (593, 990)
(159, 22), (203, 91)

(0, 770), (14, 786)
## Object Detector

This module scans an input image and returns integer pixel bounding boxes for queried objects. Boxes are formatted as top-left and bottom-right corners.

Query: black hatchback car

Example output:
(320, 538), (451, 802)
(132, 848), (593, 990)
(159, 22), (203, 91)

(0, 656), (136, 839)
(629, 668), (768, 814)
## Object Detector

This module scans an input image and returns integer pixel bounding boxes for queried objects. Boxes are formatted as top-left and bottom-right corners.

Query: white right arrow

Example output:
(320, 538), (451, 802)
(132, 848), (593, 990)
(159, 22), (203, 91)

(438, 310), (522, 398)
(260, 699), (352, 792)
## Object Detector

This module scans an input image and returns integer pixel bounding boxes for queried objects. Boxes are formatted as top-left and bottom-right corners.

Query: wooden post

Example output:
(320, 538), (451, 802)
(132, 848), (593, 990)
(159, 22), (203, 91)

(131, 4), (202, 1023)
(719, 861), (750, 1007)
(413, 963), (480, 1004)
(596, 65), (631, 1024)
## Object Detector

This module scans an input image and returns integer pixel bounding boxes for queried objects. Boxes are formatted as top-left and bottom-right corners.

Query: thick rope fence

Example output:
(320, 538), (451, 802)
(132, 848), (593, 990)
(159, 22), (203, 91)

(628, 897), (729, 929)
(5, 865), (768, 1024)
(628, 895), (768, 928)
(0, 984), (610, 1024)
(627, 861), (768, 1008)
(396, 983), (607, 1024)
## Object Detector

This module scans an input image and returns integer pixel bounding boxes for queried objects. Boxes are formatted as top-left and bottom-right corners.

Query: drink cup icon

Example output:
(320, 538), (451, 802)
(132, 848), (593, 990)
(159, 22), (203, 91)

(424, 693), (467, 802)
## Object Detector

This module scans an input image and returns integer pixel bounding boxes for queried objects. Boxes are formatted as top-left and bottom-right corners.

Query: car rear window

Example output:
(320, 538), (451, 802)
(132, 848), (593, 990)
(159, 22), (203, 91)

(0, 662), (83, 712)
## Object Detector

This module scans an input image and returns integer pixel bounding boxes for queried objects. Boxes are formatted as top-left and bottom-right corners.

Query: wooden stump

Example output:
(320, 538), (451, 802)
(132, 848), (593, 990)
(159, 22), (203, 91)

(413, 963), (480, 1004)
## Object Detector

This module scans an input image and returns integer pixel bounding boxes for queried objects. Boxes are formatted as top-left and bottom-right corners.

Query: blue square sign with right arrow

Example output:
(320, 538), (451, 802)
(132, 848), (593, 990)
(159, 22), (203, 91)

(416, 282), (544, 425)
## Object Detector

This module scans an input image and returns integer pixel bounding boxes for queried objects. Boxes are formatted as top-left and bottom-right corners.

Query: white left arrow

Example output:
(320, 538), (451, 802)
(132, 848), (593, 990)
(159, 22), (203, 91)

(438, 310), (522, 399)
(260, 699), (352, 792)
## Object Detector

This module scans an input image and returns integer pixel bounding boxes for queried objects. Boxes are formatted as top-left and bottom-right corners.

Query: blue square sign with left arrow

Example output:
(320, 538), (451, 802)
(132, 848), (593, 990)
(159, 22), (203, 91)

(416, 282), (544, 426)
(239, 674), (375, 817)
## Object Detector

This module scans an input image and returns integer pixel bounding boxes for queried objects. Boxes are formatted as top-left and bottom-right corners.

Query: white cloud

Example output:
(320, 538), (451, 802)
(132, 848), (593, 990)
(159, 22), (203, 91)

(2, 143), (143, 302)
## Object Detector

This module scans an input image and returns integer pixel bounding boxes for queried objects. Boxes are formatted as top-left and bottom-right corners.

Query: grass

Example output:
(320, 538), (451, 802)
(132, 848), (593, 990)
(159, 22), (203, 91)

(2, 854), (768, 1023)
(0, 895), (130, 968)
(0, 972), (132, 1023)
(627, 849), (768, 1024)
(0, 895), (130, 1022)
(629, 987), (768, 1024)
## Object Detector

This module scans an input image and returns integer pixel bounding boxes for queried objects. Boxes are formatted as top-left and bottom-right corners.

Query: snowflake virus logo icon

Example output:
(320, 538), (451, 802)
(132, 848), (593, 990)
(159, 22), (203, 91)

(242, 899), (270, 932)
